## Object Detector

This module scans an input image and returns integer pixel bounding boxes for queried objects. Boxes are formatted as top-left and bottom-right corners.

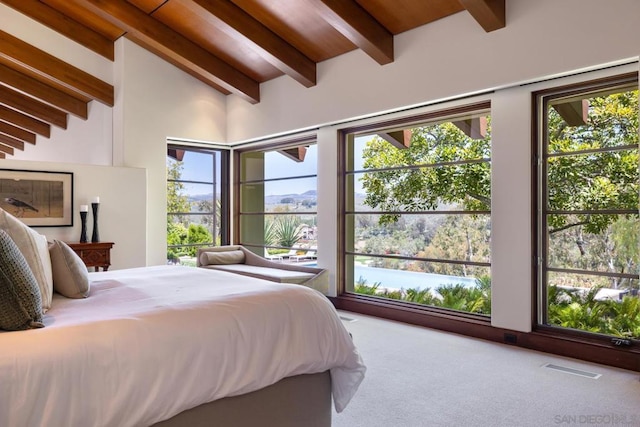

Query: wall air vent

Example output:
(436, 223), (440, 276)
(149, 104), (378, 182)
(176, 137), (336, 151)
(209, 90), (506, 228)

(542, 363), (601, 379)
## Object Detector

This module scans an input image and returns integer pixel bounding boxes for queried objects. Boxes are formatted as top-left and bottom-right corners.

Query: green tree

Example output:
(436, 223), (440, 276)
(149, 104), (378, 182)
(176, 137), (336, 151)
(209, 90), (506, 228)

(419, 214), (490, 277)
(167, 159), (217, 260)
(361, 92), (638, 236)
(167, 159), (190, 225)
(547, 91), (639, 235)
(197, 198), (221, 244)
(167, 222), (188, 262)
(186, 223), (213, 256)
(360, 122), (491, 226)
(167, 159), (192, 262)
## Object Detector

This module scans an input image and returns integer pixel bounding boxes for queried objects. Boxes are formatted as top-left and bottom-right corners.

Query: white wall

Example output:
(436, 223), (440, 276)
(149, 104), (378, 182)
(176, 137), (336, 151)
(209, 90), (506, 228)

(316, 126), (340, 296)
(490, 86), (532, 332)
(113, 39), (227, 266)
(10, 102), (114, 165)
(0, 159), (146, 270)
(227, 0), (640, 142)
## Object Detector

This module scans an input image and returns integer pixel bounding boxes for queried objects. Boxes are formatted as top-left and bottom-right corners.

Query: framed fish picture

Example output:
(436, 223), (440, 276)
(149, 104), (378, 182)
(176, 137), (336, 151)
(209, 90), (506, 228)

(0, 169), (73, 227)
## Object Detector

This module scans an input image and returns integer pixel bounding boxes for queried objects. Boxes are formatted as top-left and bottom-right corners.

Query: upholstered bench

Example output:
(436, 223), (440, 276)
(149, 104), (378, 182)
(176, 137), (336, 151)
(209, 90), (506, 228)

(197, 245), (329, 294)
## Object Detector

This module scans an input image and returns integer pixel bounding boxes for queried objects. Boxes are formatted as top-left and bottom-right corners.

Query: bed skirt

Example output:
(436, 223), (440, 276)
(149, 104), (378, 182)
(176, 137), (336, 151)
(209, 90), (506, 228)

(152, 371), (332, 427)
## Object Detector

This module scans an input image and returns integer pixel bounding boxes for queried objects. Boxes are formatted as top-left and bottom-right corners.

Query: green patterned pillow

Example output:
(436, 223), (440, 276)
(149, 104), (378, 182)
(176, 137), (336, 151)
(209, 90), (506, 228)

(0, 229), (44, 331)
(0, 207), (53, 312)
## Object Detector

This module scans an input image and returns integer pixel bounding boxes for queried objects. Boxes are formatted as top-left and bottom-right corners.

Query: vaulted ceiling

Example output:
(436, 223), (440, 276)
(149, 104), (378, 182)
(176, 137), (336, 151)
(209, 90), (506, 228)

(0, 0), (505, 158)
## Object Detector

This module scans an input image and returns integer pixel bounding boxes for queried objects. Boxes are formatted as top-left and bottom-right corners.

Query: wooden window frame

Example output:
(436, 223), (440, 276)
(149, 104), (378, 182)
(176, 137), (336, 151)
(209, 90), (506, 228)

(234, 136), (318, 254)
(532, 72), (640, 344)
(335, 102), (492, 320)
(167, 145), (230, 258)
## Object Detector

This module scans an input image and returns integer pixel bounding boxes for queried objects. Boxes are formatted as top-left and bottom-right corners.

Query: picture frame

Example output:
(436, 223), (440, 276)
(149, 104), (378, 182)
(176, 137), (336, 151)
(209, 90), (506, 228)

(0, 169), (73, 227)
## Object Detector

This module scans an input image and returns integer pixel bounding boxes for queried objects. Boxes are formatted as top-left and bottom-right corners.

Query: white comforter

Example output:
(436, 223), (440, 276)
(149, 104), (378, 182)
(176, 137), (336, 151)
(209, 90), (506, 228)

(0, 265), (365, 427)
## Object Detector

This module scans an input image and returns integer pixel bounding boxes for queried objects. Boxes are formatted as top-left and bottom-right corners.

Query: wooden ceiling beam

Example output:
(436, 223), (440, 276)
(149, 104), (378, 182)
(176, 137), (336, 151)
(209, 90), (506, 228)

(167, 148), (185, 162)
(278, 146), (307, 162)
(0, 143), (14, 156)
(0, 64), (88, 119)
(452, 117), (487, 139)
(552, 99), (589, 127)
(458, 0), (506, 32)
(75, 0), (260, 103)
(310, 0), (394, 65)
(0, 133), (25, 151)
(0, 121), (36, 144)
(378, 130), (412, 149)
(0, 30), (114, 106)
(188, 0), (316, 88)
(0, 0), (115, 60)
(0, 152), (6, 159)
(0, 105), (50, 137)
(0, 84), (68, 129)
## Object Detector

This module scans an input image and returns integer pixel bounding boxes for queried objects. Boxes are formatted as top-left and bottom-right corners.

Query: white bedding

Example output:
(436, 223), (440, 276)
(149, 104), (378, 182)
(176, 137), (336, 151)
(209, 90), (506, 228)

(0, 265), (365, 427)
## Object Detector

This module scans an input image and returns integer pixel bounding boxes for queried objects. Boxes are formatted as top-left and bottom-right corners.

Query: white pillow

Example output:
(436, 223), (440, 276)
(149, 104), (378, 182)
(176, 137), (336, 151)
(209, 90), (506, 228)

(0, 208), (54, 312)
(49, 240), (90, 298)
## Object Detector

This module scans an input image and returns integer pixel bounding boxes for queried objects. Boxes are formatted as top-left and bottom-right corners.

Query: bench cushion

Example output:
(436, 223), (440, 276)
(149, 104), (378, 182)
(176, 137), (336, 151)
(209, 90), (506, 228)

(207, 264), (315, 284)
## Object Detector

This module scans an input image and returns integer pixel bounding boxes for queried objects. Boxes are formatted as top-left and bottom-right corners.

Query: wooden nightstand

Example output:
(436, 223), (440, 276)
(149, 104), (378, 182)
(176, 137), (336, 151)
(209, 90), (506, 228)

(66, 242), (114, 271)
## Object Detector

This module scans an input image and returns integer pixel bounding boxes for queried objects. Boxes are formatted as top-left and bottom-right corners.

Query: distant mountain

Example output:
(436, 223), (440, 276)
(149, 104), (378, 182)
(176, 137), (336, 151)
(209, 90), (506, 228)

(188, 190), (367, 207)
(265, 192), (316, 205)
(189, 193), (221, 202)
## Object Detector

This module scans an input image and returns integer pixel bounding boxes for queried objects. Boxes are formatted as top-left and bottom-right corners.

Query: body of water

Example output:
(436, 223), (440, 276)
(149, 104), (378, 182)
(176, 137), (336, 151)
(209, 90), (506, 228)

(303, 262), (478, 290)
(354, 265), (478, 290)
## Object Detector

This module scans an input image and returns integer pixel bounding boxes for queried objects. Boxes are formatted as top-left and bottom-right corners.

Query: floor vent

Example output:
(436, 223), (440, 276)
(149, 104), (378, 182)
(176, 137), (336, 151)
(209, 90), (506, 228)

(542, 363), (601, 379)
(339, 316), (357, 323)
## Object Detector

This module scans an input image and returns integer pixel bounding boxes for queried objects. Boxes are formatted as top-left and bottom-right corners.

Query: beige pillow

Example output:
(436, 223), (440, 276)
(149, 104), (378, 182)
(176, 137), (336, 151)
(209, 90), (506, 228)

(49, 240), (89, 299)
(201, 250), (245, 266)
(0, 208), (53, 312)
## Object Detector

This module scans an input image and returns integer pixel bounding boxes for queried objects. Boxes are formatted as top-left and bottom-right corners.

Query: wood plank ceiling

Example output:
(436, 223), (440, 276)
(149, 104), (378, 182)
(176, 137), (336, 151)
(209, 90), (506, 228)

(0, 0), (505, 158)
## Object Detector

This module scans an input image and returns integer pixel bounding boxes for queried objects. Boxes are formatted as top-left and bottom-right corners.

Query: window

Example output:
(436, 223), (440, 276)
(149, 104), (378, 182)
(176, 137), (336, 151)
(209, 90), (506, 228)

(237, 139), (317, 261)
(167, 146), (229, 266)
(536, 74), (639, 340)
(341, 105), (492, 316)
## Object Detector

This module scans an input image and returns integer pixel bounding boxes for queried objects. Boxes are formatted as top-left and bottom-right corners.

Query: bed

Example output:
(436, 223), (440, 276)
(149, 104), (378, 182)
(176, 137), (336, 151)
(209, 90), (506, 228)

(0, 265), (366, 427)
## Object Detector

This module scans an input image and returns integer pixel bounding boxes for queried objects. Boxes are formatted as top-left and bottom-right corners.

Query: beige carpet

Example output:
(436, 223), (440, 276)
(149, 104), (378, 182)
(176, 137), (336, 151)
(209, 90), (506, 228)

(333, 311), (640, 427)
